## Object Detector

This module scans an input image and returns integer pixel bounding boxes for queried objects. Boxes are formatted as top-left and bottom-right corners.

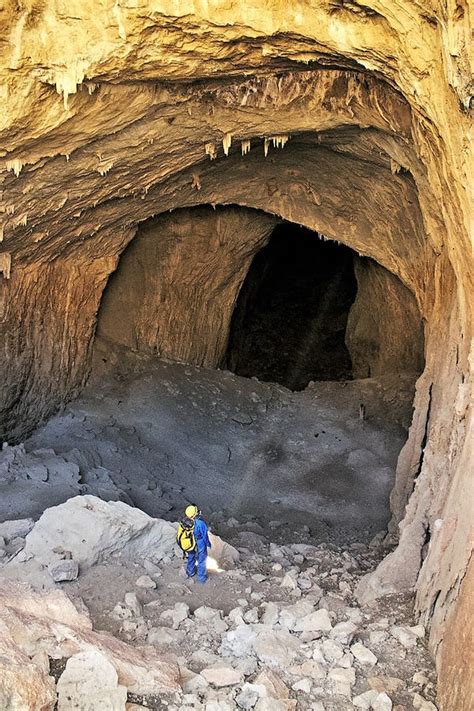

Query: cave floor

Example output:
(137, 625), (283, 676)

(4, 338), (417, 544)
(0, 344), (438, 709)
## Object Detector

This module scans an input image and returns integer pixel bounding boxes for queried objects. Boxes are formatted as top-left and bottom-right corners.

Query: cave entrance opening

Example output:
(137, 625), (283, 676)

(225, 222), (357, 391)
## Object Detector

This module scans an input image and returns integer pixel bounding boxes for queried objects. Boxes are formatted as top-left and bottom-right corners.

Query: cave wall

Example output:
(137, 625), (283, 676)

(346, 257), (424, 378)
(0, 256), (116, 443)
(97, 207), (277, 366)
(0, 1), (472, 697)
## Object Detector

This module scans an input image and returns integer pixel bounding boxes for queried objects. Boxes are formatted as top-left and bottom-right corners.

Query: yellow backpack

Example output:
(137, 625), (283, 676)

(176, 516), (196, 555)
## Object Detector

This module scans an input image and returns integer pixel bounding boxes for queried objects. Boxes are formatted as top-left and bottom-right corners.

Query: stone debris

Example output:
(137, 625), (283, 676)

(48, 558), (79, 582)
(351, 641), (378, 665)
(0, 496), (439, 709)
(135, 574), (156, 588)
(0, 517), (34, 542)
(293, 608), (332, 633)
(200, 665), (244, 687)
(160, 601), (190, 629)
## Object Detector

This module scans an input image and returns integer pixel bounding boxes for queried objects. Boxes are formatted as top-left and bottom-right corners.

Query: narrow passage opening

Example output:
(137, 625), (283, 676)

(225, 223), (357, 390)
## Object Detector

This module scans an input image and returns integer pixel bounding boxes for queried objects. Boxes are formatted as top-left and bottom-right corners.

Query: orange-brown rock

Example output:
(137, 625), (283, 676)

(0, 2), (472, 706)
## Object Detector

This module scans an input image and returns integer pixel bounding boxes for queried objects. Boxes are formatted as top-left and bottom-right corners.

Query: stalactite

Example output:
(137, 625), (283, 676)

(222, 133), (232, 156)
(205, 142), (217, 160)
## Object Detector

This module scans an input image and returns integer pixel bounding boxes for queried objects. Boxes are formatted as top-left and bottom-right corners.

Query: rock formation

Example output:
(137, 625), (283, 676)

(0, 1), (472, 707)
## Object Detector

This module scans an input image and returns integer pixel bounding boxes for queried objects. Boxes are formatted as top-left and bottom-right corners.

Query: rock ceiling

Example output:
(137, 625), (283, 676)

(0, 1), (472, 704)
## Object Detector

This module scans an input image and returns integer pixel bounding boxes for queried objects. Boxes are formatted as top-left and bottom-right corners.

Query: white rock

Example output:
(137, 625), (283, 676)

(236, 682), (265, 709)
(292, 678), (311, 693)
(220, 624), (256, 658)
(147, 627), (183, 645)
(253, 627), (301, 666)
(201, 665), (243, 687)
(312, 641), (326, 664)
(17, 496), (177, 570)
(413, 671), (430, 686)
(49, 559), (79, 582)
(57, 649), (127, 710)
(338, 652), (354, 669)
(293, 608), (332, 633)
(327, 667), (355, 697)
(352, 689), (380, 709)
(279, 600), (314, 629)
(254, 700), (295, 711)
(310, 703), (325, 711)
(205, 699), (234, 711)
(160, 602), (189, 629)
(194, 606), (221, 621)
(243, 608), (259, 624)
(351, 642), (378, 666)
(0, 518), (34, 542)
(136, 575), (156, 589)
(261, 602), (279, 625)
(373, 692), (393, 711)
(124, 592), (142, 617)
(390, 625), (418, 648)
(281, 571), (298, 589)
(289, 660), (326, 680)
(413, 692), (438, 710)
(330, 621), (357, 644)
(322, 639), (344, 662)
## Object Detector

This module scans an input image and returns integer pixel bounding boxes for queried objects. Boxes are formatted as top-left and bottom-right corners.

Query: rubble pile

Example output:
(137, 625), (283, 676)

(0, 496), (438, 710)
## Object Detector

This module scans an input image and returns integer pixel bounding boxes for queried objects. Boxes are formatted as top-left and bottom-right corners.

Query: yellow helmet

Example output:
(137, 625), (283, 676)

(185, 504), (199, 519)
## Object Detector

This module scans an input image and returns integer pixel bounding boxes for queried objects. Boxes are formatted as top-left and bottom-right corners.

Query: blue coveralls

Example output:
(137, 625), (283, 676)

(186, 515), (211, 583)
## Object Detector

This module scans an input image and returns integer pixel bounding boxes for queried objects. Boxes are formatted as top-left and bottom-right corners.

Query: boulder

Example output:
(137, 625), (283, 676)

(0, 582), (180, 696)
(57, 649), (128, 710)
(49, 559), (79, 582)
(253, 669), (291, 699)
(253, 627), (301, 667)
(293, 608), (332, 633)
(351, 642), (378, 666)
(327, 667), (356, 697)
(136, 575), (156, 589)
(0, 518), (34, 542)
(200, 665), (243, 687)
(15, 495), (176, 570)
(0, 633), (56, 711)
(329, 620), (357, 644)
(160, 602), (189, 629)
(372, 692), (393, 711)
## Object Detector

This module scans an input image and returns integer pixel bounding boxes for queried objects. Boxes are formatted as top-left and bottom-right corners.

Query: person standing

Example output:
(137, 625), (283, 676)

(179, 504), (211, 583)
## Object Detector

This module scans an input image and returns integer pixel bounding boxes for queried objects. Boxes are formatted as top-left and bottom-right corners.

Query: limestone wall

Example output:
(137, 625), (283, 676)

(0, 1), (472, 698)
(346, 257), (424, 378)
(97, 207), (277, 366)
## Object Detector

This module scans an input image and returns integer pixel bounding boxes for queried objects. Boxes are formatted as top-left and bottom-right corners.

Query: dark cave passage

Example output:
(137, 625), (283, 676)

(225, 223), (358, 390)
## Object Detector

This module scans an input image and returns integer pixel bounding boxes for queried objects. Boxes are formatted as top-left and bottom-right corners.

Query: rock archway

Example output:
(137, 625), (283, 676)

(1, 3), (472, 705)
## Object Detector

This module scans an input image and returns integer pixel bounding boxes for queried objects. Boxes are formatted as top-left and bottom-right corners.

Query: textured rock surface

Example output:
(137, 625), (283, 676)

(0, 582), (180, 696)
(346, 258), (424, 378)
(0, 0), (472, 703)
(98, 207), (277, 366)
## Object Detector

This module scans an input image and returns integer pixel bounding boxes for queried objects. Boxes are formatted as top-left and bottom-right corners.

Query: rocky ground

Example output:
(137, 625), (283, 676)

(2, 338), (417, 542)
(0, 495), (438, 710)
(0, 343), (437, 709)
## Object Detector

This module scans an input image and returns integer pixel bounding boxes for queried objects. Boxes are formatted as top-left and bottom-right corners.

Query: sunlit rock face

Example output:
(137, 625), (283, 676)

(0, 1), (472, 703)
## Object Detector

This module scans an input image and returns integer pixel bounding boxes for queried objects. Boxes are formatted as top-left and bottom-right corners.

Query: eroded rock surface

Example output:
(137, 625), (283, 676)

(0, 1), (472, 705)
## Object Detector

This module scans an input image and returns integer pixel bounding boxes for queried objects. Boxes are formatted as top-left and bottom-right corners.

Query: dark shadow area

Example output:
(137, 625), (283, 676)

(225, 223), (357, 390)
